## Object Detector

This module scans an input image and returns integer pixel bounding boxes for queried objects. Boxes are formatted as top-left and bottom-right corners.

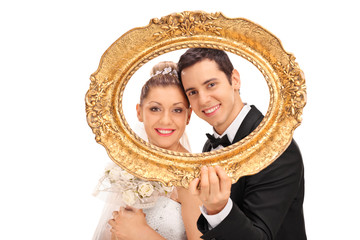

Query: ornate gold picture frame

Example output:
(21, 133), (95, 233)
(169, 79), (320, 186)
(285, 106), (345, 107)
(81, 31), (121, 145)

(85, 11), (306, 187)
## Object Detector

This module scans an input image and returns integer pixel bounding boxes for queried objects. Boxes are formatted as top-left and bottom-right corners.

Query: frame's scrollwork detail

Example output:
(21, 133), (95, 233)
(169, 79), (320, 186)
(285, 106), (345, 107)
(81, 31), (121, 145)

(275, 56), (307, 123)
(85, 11), (306, 187)
(152, 11), (222, 40)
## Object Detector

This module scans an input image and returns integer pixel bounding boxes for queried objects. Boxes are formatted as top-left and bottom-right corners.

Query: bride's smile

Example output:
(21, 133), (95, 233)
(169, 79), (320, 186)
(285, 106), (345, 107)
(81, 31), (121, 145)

(136, 86), (191, 152)
(155, 128), (176, 136)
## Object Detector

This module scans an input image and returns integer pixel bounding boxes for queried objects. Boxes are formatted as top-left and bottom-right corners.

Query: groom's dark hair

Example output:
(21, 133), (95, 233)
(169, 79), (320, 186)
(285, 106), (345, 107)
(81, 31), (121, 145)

(177, 48), (234, 85)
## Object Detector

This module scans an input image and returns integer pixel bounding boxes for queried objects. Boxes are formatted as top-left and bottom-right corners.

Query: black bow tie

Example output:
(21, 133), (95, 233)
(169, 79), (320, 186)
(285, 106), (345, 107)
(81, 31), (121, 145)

(206, 133), (231, 149)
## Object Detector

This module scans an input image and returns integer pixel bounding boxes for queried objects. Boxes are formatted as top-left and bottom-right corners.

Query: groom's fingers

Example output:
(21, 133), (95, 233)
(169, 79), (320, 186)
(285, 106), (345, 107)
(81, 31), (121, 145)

(208, 166), (220, 195)
(216, 166), (232, 194)
(189, 177), (200, 196)
(190, 166), (230, 202)
(199, 166), (210, 198)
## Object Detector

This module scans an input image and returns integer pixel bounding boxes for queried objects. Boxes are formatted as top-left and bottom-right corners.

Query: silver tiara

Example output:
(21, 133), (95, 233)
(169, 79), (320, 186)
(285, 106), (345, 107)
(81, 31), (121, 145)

(151, 67), (178, 78)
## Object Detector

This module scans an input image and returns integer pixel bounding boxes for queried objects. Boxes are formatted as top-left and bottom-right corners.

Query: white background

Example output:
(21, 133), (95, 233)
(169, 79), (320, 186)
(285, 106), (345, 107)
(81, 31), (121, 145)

(1, 1), (359, 239)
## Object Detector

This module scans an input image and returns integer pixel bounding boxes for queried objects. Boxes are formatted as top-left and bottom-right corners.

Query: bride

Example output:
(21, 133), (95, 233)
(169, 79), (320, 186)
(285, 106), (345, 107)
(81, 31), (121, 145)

(93, 61), (202, 240)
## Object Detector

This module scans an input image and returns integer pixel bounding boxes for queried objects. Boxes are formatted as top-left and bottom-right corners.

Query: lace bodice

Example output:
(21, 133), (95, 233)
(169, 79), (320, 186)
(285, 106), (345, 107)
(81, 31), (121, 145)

(143, 196), (187, 240)
(92, 197), (187, 240)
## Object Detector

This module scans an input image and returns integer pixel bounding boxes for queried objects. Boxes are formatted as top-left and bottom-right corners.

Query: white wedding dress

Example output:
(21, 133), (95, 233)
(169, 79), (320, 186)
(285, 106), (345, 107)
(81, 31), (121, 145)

(92, 196), (187, 240)
(93, 125), (190, 239)
(144, 197), (187, 239)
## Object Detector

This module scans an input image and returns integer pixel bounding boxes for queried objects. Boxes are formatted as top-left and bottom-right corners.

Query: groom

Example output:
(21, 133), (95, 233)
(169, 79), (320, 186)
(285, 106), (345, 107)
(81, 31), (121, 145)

(177, 48), (306, 240)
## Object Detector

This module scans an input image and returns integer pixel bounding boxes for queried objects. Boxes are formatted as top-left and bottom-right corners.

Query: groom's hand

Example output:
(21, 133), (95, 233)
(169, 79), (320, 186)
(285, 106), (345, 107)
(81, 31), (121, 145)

(189, 165), (232, 215)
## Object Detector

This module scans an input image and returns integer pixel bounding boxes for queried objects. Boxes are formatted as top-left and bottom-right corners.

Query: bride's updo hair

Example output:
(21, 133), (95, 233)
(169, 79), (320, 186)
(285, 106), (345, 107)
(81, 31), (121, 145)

(139, 61), (189, 106)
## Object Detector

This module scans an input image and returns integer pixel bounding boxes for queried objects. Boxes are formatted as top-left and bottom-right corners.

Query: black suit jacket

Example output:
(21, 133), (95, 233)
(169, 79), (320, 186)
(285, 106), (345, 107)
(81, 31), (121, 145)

(198, 105), (306, 240)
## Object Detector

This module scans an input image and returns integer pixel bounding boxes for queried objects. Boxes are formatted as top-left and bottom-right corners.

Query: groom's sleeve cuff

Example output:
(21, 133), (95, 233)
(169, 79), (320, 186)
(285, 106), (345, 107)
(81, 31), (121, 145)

(199, 198), (233, 229)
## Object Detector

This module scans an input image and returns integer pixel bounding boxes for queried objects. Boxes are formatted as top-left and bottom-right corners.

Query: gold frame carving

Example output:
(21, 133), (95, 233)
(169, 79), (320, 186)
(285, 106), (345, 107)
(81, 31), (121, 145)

(85, 11), (306, 188)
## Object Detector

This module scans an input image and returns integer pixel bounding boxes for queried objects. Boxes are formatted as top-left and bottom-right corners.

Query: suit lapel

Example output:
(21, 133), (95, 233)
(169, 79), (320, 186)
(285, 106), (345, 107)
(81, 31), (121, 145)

(202, 140), (212, 152)
(233, 105), (264, 143)
(230, 106), (264, 207)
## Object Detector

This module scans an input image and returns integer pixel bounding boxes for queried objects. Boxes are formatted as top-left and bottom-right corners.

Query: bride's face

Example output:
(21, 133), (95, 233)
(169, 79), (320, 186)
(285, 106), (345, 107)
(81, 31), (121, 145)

(136, 86), (191, 151)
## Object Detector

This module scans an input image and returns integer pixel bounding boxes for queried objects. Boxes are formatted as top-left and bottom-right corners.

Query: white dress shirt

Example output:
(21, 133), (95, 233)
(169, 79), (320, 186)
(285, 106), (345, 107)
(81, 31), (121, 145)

(200, 103), (251, 229)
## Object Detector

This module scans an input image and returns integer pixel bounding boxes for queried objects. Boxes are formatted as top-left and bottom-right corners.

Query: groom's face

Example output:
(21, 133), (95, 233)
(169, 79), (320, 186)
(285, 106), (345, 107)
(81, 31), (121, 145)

(181, 59), (241, 135)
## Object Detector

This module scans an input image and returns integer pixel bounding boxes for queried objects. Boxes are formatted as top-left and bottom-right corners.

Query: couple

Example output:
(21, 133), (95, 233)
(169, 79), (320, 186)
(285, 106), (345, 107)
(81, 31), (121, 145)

(93, 48), (307, 240)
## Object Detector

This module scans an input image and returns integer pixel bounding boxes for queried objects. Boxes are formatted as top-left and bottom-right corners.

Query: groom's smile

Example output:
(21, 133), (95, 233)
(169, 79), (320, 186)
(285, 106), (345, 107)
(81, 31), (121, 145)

(202, 104), (221, 117)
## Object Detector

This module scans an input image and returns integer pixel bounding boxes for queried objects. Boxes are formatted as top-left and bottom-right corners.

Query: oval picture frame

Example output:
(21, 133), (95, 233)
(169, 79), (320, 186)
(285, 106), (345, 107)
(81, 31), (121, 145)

(85, 11), (306, 187)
